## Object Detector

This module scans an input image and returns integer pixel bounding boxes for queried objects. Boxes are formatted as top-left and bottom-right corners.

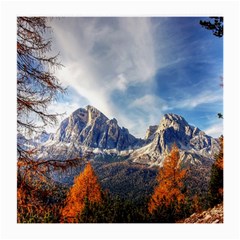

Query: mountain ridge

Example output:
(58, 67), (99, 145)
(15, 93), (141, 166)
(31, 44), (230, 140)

(53, 105), (143, 150)
(130, 112), (218, 166)
(27, 105), (220, 199)
(35, 105), (219, 168)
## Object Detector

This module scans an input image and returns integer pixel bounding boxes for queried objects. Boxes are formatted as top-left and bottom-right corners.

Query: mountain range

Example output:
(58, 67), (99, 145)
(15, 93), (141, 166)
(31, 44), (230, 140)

(22, 105), (220, 199)
(36, 105), (219, 166)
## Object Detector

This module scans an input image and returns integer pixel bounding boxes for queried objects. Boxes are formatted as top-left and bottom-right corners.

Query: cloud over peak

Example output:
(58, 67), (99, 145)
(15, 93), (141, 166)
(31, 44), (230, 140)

(48, 17), (223, 138)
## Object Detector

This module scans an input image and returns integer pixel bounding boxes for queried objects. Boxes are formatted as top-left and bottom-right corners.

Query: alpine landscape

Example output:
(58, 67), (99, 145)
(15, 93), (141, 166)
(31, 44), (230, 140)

(17, 17), (223, 223)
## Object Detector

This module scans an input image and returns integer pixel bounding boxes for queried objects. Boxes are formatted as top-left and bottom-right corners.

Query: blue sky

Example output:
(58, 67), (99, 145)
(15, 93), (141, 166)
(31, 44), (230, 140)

(47, 17), (223, 138)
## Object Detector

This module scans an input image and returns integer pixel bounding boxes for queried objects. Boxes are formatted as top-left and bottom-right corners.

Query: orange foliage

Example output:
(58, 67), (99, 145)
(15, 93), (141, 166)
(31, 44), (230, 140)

(148, 144), (186, 214)
(61, 162), (102, 223)
(215, 136), (223, 170)
(215, 136), (224, 199)
(17, 175), (47, 222)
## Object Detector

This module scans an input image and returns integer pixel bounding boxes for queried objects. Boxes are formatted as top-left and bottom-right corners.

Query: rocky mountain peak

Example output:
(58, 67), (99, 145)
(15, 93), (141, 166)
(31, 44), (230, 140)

(69, 108), (87, 123)
(37, 107), (219, 170)
(163, 113), (185, 121)
(86, 105), (108, 123)
(69, 105), (108, 125)
(145, 125), (158, 141)
(158, 113), (189, 131)
(107, 118), (118, 125)
(131, 113), (219, 167)
(47, 105), (142, 153)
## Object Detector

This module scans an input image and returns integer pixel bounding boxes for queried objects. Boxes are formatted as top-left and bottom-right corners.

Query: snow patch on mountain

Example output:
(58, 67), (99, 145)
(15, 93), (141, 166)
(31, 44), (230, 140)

(36, 105), (144, 160)
(130, 113), (219, 166)
(34, 107), (219, 170)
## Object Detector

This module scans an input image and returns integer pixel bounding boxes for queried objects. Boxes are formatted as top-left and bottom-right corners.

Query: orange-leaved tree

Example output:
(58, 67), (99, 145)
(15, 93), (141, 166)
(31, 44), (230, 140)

(61, 162), (102, 223)
(148, 144), (187, 218)
(214, 136), (223, 170)
(17, 17), (83, 223)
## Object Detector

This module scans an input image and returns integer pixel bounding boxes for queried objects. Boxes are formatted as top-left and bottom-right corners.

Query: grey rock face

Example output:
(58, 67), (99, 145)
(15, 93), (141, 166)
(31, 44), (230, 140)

(154, 113), (218, 154)
(145, 125), (158, 142)
(36, 109), (219, 171)
(131, 113), (219, 166)
(33, 110), (220, 199)
(156, 114), (201, 152)
(53, 105), (141, 151)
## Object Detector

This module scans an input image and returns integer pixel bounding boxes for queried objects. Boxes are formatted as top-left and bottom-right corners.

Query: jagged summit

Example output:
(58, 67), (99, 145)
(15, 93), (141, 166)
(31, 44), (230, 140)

(163, 113), (185, 121)
(86, 104), (101, 112)
(37, 106), (219, 167)
(32, 107), (220, 207)
(145, 125), (158, 141)
(70, 106), (108, 125)
(158, 113), (190, 131)
(131, 113), (219, 166)
(46, 105), (141, 155)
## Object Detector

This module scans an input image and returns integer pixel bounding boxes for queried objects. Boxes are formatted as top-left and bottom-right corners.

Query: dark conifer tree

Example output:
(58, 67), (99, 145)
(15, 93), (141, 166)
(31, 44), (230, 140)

(200, 17), (223, 38)
(209, 136), (223, 207)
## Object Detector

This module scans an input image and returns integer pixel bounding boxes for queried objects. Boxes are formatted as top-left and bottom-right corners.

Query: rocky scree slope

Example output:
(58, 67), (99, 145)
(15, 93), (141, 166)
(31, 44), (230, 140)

(179, 203), (223, 223)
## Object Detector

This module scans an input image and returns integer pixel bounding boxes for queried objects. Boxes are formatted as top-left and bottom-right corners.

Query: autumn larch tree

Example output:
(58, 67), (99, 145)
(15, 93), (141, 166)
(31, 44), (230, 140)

(17, 17), (82, 223)
(61, 162), (102, 223)
(17, 17), (65, 136)
(148, 144), (187, 222)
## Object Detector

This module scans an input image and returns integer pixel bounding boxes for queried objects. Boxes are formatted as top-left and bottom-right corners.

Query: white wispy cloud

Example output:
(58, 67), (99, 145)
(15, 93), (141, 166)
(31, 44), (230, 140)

(49, 17), (158, 133)
(204, 122), (223, 138)
(131, 94), (168, 112)
(45, 101), (81, 133)
(114, 74), (128, 91)
(45, 17), (223, 138)
(179, 91), (223, 109)
(166, 90), (223, 111)
(129, 94), (168, 134)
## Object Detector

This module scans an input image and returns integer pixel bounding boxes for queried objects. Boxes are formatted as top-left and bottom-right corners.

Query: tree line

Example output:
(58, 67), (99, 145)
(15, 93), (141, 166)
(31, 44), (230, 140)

(18, 141), (223, 223)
